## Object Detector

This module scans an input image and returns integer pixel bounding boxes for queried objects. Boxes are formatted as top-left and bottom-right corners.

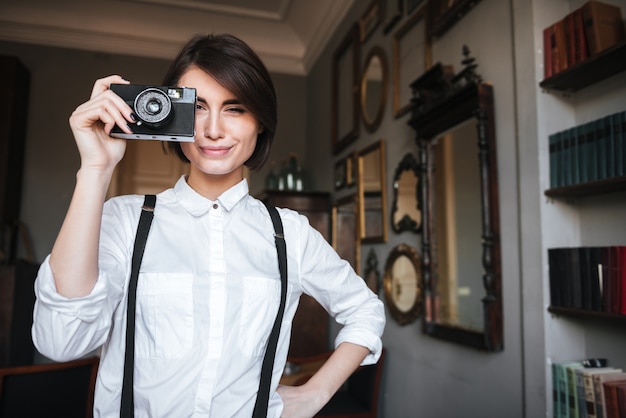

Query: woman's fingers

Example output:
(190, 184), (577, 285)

(72, 88), (134, 135)
(90, 75), (129, 99)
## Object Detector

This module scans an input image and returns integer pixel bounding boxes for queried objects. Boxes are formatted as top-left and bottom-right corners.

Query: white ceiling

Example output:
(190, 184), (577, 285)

(0, 0), (354, 75)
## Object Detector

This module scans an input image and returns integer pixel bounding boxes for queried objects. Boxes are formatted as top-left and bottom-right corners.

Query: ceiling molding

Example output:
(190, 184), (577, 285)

(125, 0), (292, 21)
(0, 0), (354, 75)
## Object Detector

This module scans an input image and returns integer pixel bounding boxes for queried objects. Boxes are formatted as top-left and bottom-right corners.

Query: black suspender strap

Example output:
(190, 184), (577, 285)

(253, 202), (288, 418)
(121, 194), (156, 418)
(119, 196), (286, 418)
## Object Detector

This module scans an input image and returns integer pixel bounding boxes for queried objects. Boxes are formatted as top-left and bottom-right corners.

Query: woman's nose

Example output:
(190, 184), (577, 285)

(202, 114), (224, 140)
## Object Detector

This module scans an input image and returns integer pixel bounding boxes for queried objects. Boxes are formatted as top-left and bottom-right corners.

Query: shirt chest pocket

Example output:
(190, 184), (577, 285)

(238, 276), (281, 359)
(135, 273), (194, 359)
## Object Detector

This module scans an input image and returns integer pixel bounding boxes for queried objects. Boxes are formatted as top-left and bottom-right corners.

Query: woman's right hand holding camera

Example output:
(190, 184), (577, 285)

(69, 75), (134, 175)
(51, 75), (135, 297)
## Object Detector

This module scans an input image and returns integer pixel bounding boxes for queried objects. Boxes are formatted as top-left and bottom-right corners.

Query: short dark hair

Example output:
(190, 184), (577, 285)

(162, 33), (277, 170)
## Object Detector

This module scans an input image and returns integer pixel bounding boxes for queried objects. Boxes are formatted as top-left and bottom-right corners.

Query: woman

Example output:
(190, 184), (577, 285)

(32, 33), (385, 417)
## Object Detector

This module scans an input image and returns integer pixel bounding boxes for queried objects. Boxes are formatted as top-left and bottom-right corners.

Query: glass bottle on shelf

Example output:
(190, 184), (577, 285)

(265, 160), (279, 190)
(287, 153), (303, 191)
(278, 160), (287, 190)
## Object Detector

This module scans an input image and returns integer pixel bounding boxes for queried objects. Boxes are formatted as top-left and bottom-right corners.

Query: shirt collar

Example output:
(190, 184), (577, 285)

(173, 175), (249, 217)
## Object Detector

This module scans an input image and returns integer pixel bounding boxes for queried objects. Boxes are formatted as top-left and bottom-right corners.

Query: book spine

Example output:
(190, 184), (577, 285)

(570, 247), (583, 309)
(563, 129), (572, 187)
(621, 246), (626, 315)
(544, 25), (554, 78)
(594, 374), (605, 418)
(602, 246), (611, 312)
(586, 122), (598, 183)
(603, 382), (620, 418)
(550, 133), (559, 188)
(590, 247), (604, 311)
(603, 115), (614, 179)
(549, 248), (563, 307)
(580, 247), (593, 311)
(554, 362), (562, 418)
(617, 385), (626, 418)
(613, 112), (623, 177)
(582, 2), (597, 55)
(576, 368), (589, 418)
(610, 246), (621, 314)
(568, 364), (583, 418)
(577, 124), (588, 184)
(565, 12), (577, 68)
(573, 8), (589, 63)
(555, 19), (569, 74)
(570, 128), (580, 186)
(559, 364), (572, 418)
(619, 111), (626, 175)
(596, 118), (607, 181)
(585, 372), (598, 418)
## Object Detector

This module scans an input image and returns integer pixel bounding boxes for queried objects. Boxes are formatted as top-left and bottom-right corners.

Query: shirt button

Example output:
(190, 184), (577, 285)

(212, 203), (218, 209)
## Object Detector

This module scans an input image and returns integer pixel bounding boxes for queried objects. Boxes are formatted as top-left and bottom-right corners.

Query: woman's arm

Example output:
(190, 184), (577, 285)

(49, 75), (134, 297)
(276, 342), (370, 418)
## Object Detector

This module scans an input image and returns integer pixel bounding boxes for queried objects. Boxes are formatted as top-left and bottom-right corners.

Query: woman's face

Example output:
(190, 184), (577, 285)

(177, 66), (262, 184)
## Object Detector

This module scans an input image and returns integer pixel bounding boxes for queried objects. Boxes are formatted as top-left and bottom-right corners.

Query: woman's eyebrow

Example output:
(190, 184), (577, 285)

(196, 97), (241, 106)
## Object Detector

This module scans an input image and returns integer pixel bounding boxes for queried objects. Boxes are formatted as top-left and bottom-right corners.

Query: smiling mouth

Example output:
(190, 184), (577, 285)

(200, 145), (232, 156)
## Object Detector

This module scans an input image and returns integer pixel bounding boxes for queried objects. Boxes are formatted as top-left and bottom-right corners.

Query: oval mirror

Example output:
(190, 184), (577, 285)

(383, 243), (422, 325)
(391, 152), (421, 233)
(360, 46), (388, 133)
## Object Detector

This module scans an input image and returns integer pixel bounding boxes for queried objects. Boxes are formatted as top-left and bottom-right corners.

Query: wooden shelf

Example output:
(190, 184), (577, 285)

(548, 306), (626, 323)
(545, 176), (626, 198)
(539, 41), (626, 93)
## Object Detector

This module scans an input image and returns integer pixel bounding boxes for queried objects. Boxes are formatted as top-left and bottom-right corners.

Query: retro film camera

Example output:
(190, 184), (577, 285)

(110, 84), (196, 142)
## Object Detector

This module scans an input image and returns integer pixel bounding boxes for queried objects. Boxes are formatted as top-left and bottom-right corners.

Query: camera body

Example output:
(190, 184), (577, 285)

(110, 84), (196, 142)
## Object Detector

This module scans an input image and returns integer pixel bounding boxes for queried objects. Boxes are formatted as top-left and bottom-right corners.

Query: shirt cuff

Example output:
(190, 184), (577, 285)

(34, 255), (115, 323)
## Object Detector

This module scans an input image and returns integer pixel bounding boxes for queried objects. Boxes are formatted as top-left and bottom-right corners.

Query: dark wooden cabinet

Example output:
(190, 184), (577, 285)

(260, 190), (331, 358)
(0, 56), (30, 228)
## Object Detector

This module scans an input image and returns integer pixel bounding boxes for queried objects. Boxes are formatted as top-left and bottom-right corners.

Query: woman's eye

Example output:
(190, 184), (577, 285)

(226, 107), (245, 114)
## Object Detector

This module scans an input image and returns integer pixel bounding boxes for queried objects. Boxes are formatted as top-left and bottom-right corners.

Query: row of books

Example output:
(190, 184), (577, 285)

(543, 0), (625, 78)
(548, 111), (626, 189)
(548, 246), (626, 315)
(552, 358), (626, 418)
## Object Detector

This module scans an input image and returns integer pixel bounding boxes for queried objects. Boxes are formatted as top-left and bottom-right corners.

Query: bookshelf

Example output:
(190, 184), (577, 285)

(545, 176), (626, 198)
(535, 3), (626, 417)
(540, 41), (626, 92)
(540, 0), (626, 351)
(548, 306), (626, 322)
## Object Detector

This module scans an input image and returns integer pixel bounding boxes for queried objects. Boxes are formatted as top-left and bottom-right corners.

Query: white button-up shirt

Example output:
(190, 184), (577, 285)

(33, 176), (385, 418)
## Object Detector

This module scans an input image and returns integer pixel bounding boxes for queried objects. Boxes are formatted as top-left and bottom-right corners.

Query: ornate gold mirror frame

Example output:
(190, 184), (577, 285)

(357, 139), (388, 243)
(360, 46), (388, 133)
(383, 243), (422, 325)
(391, 152), (421, 233)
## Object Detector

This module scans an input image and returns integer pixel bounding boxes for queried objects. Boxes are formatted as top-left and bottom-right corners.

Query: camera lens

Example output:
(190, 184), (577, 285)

(134, 88), (173, 129)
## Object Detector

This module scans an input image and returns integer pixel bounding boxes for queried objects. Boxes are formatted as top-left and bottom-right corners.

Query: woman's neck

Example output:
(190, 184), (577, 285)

(186, 168), (244, 201)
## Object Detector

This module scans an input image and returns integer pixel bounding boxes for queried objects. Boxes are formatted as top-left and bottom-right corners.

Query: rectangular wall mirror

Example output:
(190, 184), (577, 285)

(357, 139), (388, 244)
(332, 23), (360, 155)
(408, 51), (503, 352)
(332, 194), (360, 275)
